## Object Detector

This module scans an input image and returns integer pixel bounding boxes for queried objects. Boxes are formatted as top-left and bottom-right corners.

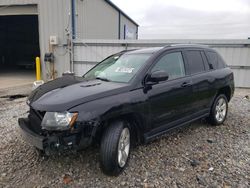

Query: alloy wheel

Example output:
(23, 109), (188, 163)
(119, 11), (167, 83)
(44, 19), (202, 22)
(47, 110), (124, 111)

(215, 98), (227, 122)
(118, 128), (130, 168)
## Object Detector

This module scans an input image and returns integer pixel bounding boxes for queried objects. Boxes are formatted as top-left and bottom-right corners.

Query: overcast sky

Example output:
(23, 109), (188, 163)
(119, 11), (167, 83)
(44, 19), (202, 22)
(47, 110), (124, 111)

(111, 0), (250, 39)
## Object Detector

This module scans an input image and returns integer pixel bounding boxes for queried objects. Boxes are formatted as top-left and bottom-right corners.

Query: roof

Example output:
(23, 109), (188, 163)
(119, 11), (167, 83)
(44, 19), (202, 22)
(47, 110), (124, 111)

(104, 0), (139, 26)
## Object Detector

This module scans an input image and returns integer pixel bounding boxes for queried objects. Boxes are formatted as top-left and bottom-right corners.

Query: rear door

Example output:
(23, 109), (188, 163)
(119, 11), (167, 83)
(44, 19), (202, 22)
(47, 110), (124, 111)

(183, 49), (214, 114)
(146, 50), (193, 130)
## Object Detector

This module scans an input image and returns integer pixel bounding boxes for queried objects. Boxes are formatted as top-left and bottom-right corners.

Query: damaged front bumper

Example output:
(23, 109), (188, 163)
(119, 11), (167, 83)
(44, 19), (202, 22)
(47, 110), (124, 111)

(18, 118), (95, 154)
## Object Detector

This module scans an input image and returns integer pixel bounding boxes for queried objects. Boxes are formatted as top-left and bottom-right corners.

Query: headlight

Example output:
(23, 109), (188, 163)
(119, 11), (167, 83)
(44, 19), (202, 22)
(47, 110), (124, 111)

(41, 112), (78, 131)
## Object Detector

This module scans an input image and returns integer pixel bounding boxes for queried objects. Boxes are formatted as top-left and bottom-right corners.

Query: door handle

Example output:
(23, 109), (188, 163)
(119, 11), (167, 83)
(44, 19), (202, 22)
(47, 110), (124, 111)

(181, 81), (192, 87)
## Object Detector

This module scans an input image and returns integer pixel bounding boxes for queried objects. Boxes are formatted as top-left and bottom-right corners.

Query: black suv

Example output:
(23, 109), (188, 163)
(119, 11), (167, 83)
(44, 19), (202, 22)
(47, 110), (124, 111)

(19, 45), (234, 176)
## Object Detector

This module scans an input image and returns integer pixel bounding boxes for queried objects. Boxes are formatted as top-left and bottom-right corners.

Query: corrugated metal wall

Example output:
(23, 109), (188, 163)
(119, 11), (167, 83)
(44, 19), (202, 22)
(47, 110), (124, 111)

(37, 0), (71, 79)
(75, 0), (138, 40)
(73, 39), (250, 88)
(76, 0), (119, 39)
(120, 14), (138, 39)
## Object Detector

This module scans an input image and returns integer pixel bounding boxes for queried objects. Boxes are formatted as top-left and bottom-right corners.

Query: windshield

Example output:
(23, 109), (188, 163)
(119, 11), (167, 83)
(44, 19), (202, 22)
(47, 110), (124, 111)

(83, 53), (151, 83)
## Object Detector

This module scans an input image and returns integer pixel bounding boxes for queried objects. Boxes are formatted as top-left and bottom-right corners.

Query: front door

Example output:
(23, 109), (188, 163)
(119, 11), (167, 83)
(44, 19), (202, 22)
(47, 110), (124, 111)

(146, 51), (193, 131)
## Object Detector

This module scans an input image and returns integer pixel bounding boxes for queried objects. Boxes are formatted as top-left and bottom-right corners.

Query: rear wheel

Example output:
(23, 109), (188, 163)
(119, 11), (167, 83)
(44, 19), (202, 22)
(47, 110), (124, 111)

(100, 120), (130, 176)
(208, 94), (228, 125)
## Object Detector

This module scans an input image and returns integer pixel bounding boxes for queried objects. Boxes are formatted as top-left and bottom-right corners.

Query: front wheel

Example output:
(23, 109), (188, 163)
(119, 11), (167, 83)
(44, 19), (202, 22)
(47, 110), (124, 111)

(100, 121), (130, 176)
(208, 94), (228, 125)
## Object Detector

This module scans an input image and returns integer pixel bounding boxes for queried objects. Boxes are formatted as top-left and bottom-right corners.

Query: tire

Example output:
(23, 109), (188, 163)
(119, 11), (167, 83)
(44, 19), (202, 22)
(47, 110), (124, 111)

(208, 94), (228, 125)
(100, 120), (130, 176)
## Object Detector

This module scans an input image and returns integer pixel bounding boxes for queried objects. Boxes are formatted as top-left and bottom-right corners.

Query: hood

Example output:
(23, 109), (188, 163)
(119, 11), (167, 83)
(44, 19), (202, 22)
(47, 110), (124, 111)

(28, 75), (85, 103)
(29, 76), (130, 111)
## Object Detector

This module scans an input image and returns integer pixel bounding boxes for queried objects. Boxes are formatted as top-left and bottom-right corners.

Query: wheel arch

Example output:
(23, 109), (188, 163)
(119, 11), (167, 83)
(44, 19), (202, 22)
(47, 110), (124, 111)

(217, 85), (232, 102)
(94, 112), (146, 145)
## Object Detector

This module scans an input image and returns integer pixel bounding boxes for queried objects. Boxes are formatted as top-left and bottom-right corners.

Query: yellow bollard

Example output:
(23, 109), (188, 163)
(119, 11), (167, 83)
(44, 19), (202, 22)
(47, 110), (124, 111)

(35, 57), (41, 81)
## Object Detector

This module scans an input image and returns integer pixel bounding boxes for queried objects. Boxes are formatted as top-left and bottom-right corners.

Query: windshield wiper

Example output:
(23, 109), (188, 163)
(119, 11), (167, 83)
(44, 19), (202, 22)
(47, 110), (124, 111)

(95, 77), (110, 82)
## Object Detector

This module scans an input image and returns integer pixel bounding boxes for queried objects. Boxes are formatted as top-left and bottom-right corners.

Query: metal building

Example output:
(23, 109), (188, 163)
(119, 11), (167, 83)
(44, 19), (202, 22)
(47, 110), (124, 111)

(0, 0), (139, 81)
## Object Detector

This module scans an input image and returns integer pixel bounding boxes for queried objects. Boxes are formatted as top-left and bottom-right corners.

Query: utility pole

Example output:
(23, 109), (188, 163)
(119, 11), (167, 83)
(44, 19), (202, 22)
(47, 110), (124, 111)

(70, 0), (76, 72)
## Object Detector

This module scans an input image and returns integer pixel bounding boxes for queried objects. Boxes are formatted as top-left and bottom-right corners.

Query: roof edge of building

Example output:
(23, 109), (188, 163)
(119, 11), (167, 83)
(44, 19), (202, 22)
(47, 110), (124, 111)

(104, 0), (139, 27)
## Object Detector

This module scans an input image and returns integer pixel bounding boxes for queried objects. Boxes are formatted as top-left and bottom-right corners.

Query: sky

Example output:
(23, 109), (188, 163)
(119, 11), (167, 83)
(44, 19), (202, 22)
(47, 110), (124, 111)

(111, 0), (250, 39)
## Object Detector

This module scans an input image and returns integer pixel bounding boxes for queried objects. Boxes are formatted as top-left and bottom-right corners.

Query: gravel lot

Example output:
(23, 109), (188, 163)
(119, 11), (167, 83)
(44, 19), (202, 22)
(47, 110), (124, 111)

(0, 87), (249, 188)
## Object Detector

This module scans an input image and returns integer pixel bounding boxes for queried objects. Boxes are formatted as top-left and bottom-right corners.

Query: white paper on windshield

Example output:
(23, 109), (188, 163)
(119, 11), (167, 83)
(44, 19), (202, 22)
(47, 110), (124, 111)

(115, 67), (135, 73)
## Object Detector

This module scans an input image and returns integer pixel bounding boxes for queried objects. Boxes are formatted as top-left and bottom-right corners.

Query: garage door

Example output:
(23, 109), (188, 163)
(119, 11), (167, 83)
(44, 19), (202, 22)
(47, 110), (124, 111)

(0, 5), (40, 88)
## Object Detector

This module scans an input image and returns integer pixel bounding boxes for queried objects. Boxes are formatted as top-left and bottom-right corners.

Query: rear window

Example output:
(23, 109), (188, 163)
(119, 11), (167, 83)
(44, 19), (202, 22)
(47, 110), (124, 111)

(206, 51), (225, 69)
(185, 51), (205, 74)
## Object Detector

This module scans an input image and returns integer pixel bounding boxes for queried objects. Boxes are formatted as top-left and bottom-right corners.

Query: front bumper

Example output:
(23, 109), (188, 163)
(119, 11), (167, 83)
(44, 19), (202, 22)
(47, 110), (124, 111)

(19, 118), (46, 150)
(18, 118), (93, 153)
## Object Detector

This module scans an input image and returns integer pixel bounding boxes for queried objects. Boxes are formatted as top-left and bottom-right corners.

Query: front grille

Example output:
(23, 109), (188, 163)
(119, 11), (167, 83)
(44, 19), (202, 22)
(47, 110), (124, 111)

(28, 108), (44, 134)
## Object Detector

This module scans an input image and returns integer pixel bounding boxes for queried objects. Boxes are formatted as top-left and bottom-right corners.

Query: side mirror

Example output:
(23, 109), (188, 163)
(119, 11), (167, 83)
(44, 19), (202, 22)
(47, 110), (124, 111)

(147, 70), (169, 83)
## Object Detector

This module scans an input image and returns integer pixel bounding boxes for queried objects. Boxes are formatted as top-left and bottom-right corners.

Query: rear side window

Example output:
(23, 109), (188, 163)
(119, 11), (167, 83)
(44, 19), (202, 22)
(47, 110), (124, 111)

(151, 52), (185, 80)
(206, 51), (218, 69)
(185, 51), (205, 74)
(206, 51), (226, 69)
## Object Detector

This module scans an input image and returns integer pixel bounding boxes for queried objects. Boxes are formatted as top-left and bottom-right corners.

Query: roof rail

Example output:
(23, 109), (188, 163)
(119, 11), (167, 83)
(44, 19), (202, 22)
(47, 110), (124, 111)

(164, 43), (209, 48)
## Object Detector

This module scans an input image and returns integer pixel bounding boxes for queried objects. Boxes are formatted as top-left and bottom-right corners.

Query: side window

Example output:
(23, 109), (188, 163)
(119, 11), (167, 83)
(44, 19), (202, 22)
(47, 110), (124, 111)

(185, 51), (205, 74)
(206, 51), (218, 69)
(151, 52), (185, 80)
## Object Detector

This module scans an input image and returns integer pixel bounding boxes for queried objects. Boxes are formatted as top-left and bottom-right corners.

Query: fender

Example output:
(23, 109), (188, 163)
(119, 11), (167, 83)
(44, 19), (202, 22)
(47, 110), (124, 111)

(69, 88), (150, 134)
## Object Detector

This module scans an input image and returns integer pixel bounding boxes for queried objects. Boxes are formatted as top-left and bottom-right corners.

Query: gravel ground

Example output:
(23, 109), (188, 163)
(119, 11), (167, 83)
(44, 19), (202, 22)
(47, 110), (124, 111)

(0, 87), (249, 188)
